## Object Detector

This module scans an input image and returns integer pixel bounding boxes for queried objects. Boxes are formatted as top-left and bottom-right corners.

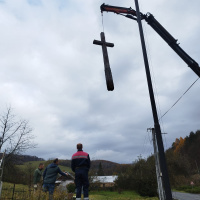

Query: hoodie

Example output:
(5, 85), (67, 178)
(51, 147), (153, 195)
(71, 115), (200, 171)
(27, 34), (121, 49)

(43, 163), (67, 184)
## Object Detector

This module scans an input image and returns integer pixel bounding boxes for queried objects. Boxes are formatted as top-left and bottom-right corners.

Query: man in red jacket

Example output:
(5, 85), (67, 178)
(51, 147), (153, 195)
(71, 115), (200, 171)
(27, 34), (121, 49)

(71, 143), (90, 200)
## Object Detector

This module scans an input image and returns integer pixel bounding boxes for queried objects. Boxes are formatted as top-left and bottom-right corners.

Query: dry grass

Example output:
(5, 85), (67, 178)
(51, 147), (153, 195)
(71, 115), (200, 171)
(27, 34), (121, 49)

(1, 183), (69, 200)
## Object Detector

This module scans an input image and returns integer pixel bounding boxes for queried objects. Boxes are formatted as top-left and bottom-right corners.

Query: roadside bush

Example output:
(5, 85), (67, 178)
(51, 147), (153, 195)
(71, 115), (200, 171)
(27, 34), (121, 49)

(176, 185), (189, 191)
(136, 178), (157, 197)
(89, 180), (101, 191)
(176, 185), (200, 194)
(115, 156), (157, 197)
(185, 187), (200, 194)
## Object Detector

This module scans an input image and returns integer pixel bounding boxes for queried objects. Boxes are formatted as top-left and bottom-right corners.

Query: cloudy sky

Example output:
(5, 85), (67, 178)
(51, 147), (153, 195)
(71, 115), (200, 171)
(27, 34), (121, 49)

(0, 0), (200, 163)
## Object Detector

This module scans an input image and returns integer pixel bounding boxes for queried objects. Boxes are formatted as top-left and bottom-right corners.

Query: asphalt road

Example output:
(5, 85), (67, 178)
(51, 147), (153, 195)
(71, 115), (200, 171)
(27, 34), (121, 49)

(172, 191), (200, 200)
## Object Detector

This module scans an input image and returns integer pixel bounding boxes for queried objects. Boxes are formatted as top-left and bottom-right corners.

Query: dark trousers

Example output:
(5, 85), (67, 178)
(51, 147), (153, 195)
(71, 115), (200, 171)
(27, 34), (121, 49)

(43, 183), (55, 200)
(75, 168), (89, 198)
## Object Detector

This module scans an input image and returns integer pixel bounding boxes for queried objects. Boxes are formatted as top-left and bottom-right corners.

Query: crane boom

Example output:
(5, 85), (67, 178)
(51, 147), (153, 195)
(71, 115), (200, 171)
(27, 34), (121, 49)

(100, 3), (137, 16)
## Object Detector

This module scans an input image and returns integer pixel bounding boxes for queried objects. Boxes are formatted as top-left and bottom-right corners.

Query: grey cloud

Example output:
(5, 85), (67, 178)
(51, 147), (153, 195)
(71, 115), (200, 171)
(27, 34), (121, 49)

(0, 0), (199, 164)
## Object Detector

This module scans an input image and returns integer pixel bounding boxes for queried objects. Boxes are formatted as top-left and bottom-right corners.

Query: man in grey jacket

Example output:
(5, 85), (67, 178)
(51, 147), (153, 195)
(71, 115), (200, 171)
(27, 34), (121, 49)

(43, 158), (68, 200)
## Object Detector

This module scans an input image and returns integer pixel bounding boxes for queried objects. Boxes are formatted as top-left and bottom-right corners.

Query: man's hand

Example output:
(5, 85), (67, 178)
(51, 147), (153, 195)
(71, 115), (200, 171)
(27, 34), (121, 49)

(65, 172), (69, 176)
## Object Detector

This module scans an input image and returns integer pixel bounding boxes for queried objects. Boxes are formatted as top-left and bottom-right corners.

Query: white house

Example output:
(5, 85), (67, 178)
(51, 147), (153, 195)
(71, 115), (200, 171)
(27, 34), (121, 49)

(92, 175), (118, 188)
(56, 175), (118, 189)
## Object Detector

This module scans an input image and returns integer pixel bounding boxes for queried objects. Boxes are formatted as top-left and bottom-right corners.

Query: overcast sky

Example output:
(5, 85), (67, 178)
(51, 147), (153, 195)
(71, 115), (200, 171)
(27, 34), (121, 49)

(0, 0), (200, 163)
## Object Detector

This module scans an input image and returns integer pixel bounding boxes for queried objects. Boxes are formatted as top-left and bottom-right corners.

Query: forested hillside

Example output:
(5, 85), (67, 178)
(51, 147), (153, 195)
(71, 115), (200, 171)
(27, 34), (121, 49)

(171, 129), (200, 172)
(165, 130), (200, 186)
(115, 129), (200, 196)
(12, 154), (44, 165)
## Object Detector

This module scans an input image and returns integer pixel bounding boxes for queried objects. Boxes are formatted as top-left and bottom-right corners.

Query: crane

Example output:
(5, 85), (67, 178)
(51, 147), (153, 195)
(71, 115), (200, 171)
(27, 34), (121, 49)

(100, 3), (200, 78)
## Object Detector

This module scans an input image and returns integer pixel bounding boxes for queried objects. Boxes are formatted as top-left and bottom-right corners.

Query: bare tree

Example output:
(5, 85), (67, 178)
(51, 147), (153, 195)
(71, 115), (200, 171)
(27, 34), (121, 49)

(0, 106), (36, 158)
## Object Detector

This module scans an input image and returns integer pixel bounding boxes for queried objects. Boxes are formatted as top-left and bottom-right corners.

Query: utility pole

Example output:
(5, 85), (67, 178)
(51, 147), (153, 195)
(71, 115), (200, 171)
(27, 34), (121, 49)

(134, 0), (172, 199)
(0, 137), (5, 198)
(148, 128), (165, 200)
(0, 152), (5, 198)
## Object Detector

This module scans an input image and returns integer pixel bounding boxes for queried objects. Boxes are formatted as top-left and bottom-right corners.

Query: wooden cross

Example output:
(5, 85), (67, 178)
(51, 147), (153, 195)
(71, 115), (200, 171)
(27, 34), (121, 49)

(93, 32), (114, 91)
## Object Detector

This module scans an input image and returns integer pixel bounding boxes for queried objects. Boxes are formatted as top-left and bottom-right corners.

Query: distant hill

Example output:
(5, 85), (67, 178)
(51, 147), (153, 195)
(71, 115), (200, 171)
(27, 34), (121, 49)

(17, 160), (72, 173)
(90, 160), (125, 175)
(14, 158), (125, 177)
(91, 160), (120, 168)
(12, 154), (44, 165)
(12, 155), (130, 175)
(59, 159), (120, 167)
(59, 159), (130, 175)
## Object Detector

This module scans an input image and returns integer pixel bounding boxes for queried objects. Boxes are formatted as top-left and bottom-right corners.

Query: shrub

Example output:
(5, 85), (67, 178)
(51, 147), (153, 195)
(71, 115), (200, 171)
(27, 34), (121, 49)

(176, 185), (200, 194)
(136, 179), (157, 197)
(66, 183), (76, 193)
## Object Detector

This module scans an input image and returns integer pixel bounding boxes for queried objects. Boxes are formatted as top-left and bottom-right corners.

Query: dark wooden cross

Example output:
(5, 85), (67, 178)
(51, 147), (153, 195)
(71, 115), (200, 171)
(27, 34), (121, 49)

(93, 32), (114, 91)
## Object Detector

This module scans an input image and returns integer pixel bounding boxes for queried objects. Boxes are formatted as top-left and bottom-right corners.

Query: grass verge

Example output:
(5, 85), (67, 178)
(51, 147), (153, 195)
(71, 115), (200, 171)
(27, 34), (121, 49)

(89, 190), (158, 200)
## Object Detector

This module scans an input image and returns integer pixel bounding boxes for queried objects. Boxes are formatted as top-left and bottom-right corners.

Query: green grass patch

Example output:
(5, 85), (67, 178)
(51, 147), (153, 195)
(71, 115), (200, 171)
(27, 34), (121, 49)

(2, 182), (29, 190)
(89, 190), (158, 200)
(57, 165), (72, 173)
(17, 161), (42, 170)
(1, 182), (29, 199)
(17, 160), (72, 173)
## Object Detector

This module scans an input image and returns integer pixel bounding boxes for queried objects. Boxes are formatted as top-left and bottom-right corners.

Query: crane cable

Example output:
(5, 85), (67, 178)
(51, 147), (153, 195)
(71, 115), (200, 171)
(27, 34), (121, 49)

(159, 77), (199, 121)
(101, 12), (104, 32)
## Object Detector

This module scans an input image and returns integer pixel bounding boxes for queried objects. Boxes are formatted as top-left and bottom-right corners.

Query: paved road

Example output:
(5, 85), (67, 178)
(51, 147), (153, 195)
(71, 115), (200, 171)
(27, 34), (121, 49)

(172, 191), (200, 200)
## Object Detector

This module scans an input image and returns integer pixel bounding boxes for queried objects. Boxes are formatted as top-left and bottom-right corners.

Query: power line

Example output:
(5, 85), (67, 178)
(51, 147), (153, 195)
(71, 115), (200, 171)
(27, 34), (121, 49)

(159, 77), (199, 121)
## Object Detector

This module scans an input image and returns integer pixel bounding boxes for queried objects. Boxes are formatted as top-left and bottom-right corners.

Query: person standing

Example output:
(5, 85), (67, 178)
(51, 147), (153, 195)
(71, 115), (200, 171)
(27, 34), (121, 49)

(33, 163), (44, 190)
(43, 158), (68, 200)
(71, 143), (90, 200)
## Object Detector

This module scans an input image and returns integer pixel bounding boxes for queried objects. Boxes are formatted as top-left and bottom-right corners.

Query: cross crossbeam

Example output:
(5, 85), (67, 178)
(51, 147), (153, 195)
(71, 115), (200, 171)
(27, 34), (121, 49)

(93, 32), (114, 91)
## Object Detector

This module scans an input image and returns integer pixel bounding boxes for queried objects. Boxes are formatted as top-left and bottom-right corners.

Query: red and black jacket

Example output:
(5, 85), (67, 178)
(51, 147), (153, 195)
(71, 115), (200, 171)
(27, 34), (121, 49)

(71, 149), (90, 172)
